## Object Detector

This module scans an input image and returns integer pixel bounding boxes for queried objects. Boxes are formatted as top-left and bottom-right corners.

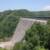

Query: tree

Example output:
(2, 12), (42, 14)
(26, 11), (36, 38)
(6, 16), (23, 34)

(22, 23), (49, 50)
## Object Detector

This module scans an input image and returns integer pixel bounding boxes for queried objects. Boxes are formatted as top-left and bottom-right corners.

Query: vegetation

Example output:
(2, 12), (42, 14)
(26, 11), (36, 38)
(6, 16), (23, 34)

(0, 9), (50, 40)
(13, 21), (50, 50)
(0, 9), (50, 18)
(0, 15), (19, 41)
(0, 48), (6, 50)
(0, 9), (50, 49)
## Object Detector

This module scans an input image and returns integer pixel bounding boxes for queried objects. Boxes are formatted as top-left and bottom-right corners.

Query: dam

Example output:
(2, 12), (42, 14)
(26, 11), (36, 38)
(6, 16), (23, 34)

(0, 18), (47, 49)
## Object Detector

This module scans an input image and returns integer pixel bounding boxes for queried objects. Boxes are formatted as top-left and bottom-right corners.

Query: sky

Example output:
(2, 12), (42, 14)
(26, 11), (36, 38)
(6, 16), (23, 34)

(0, 0), (50, 11)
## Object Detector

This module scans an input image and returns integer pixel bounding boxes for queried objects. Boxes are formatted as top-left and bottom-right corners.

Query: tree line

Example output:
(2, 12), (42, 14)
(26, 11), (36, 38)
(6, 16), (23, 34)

(0, 9), (50, 17)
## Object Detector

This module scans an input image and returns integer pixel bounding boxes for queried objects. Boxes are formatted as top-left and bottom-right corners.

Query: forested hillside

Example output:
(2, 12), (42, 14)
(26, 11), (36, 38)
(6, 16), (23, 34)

(0, 9), (50, 17)
(0, 15), (19, 41)
(0, 9), (50, 41)
(0, 9), (50, 50)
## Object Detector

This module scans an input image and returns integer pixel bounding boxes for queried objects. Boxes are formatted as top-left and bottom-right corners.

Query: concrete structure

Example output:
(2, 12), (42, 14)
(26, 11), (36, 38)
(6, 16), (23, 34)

(0, 18), (47, 49)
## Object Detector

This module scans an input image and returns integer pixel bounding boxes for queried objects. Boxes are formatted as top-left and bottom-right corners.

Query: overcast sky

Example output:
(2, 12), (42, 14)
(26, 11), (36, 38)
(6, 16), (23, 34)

(0, 0), (50, 11)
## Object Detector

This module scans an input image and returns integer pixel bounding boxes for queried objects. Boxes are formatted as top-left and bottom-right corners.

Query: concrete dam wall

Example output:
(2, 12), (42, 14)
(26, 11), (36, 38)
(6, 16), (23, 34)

(0, 18), (47, 49)
(11, 18), (47, 43)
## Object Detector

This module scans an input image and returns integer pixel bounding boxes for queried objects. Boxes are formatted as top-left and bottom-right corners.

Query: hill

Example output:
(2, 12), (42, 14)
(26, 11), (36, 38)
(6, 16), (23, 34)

(0, 9), (50, 41)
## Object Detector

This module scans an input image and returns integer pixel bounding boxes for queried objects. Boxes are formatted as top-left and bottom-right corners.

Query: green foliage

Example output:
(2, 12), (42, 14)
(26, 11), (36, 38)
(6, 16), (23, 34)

(33, 46), (46, 50)
(0, 9), (50, 49)
(0, 48), (6, 50)
(13, 22), (50, 50)
(47, 20), (50, 25)
(23, 23), (48, 50)
(0, 9), (50, 18)
(13, 42), (24, 50)
(0, 15), (19, 41)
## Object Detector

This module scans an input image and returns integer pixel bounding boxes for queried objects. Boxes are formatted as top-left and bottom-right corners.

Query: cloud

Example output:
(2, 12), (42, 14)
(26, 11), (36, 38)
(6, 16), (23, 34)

(42, 5), (50, 11)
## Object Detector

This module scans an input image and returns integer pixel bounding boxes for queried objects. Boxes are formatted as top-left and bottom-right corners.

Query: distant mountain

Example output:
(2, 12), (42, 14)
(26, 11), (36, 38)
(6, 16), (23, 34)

(0, 9), (50, 17)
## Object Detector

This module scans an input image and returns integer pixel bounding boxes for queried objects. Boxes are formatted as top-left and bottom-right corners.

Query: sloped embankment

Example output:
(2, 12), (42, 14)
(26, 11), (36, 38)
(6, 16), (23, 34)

(0, 18), (47, 49)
